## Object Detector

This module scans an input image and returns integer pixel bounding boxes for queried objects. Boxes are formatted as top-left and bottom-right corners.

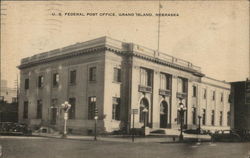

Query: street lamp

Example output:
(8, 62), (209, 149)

(142, 108), (148, 136)
(177, 100), (187, 142)
(61, 101), (71, 138)
(198, 115), (202, 134)
(94, 107), (98, 141)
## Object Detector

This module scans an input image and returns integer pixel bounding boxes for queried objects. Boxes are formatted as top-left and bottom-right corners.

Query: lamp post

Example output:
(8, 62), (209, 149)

(142, 108), (148, 136)
(198, 115), (202, 134)
(61, 101), (71, 138)
(178, 100), (187, 142)
(94, 107), (98, 141)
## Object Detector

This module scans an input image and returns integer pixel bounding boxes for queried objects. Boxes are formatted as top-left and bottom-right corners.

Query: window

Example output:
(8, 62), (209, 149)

(113, 68), (121, 82)
(25, 78), (29, 90)
(140, 68), (153, 87)
(192, 86), (197, 97)
(219, 111), (223, 126)
(53, 73), (59, 87)
(38, 76), (44, 88)
(70, 70), (76, 84)
(202, 109), (206, 125)
(192, 107), (197, 125)
(89, 67), (96, 81)
(227, 111), (230, 126)
(203, 89), (207, 99)
(221, 93), (224, 102)
(112, 97), (120, 120)
(211, 110), (215, 126)
(212, 91), (216, 100)
(68, 98), (76, 119)
(51, 98), (58, 107)
(12, 97), (17, 103)
(177, 77), (188, 93)
(160, 73), (172, 90)
(88, 96), (96, 120)
(23, 101), (28, 119)
(37, 100), (42, 119)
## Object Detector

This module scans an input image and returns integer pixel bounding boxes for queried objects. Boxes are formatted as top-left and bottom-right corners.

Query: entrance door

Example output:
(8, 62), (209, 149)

(50, 108), (57, 125)
(160, 101), (168, 128)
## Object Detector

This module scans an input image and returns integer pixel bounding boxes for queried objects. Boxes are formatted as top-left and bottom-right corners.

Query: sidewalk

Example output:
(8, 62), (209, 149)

(32, 132), (211, 143)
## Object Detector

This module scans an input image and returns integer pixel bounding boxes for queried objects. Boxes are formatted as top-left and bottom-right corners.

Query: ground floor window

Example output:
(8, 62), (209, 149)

(68, 98), (76, 119)
(192, 107), (196, 125)
(202, 109), (206, 125)
(211, 110), (215, 126)
(23, 101), (28, 119)
(37, 100), (42, 119)
(139, 98), (149, 126)
(88, 96), (96, 120)
(219, 111), (223, 126)
(227, 111), (230, 126)
(112, 97), (120, 120)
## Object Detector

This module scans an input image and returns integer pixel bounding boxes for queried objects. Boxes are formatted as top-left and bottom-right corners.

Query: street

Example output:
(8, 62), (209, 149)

(0, 136), (250, 158)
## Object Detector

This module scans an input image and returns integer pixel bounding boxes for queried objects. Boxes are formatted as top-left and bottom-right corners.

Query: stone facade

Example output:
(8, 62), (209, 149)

(18, 37), (231, 134)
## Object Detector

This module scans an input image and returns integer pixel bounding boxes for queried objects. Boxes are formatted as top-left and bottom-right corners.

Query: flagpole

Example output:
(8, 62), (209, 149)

(157, 0), (161, 56)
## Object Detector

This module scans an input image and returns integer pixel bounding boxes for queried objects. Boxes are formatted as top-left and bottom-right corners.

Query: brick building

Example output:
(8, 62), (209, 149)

(18, 37), (231, 134)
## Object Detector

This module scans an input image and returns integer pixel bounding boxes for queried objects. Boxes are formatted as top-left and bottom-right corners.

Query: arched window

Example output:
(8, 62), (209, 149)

(139, 98), (149, 126)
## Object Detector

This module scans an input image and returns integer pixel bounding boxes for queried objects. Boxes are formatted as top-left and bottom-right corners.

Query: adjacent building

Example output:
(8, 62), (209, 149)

(18, 37), (231, 134)
(230, 80), (250, 131)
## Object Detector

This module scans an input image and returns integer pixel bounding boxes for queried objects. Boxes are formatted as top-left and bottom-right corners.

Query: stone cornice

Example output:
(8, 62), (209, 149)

(18, 37), (204, 77)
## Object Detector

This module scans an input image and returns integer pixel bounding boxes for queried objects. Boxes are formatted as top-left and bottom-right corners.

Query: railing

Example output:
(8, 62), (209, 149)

(176, 92), (187, 99)
(138, 85), (152, 93)
(159, 89), (171, 96)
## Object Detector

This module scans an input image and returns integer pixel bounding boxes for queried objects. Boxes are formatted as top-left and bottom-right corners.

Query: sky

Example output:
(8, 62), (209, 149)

(1, 1), (249, 88)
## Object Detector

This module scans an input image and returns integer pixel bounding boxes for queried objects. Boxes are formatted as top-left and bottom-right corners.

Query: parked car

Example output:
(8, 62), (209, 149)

(211, 130), (241, 142)
(183, 128), (210, 135)
(0, 122), (32, 136)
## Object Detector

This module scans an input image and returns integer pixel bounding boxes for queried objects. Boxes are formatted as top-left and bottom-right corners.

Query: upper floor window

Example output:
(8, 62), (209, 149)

(212, 91), (216, 101)
(221, 93), (224, 102)
(37, 100), (42, 119)
(192, 86), (197, 97)
(25, 78), (29, 90)
(88, 96), (96, 120)
(140, 68), (153, 87)
(89, 67), (97, 81)
(203, 89), (207, 99)
(113, 68), (121, 82)
(68, 98), (76, 119)
(112, 97), (120, 120)
(53, 73), (59, 87)
(177, 77), (188, 93)
(38, 76), (44, 88)
(70, 70), (76, 84)
(160, 73), (171, 90)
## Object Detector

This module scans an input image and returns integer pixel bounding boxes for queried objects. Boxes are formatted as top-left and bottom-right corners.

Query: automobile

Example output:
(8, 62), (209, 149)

(0, 122), (32, 136)
(183, 128), (210, 135)
(211, 130), (241, 142)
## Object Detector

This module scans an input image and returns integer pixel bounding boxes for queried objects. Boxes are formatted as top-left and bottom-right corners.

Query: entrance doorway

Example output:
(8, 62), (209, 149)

(160, 101), (168, 128)
(139, 98), (149, 127)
